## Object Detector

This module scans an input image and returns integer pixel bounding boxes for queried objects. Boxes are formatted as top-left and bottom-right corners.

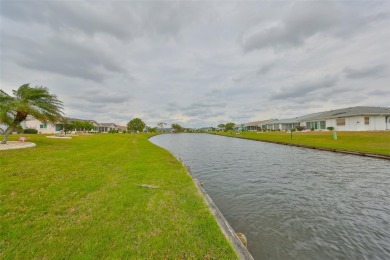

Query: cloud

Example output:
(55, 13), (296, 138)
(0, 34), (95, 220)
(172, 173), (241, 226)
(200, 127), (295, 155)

(241, 2), (379, 52)
(271, 76), (339, 100)
(1, 1), (202, 40)
(2, 34), (125, 82)
(344, 65), (389, 79)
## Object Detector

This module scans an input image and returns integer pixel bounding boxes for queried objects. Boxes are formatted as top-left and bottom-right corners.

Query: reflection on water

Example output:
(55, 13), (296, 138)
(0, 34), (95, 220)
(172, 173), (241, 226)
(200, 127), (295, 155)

(150, 134), (390, 260)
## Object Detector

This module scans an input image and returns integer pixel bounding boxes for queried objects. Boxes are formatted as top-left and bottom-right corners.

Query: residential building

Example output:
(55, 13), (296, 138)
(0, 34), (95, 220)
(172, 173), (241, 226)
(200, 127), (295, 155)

(116, 125), (127, 133)
(261, 106), (390, 131)
(98, 123), (118, 133)
(22, 117), (100, 134)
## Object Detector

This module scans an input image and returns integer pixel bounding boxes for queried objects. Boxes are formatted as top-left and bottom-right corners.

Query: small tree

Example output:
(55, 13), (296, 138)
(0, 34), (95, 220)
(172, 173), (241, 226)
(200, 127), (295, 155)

(0, 84), (63, 144)
(146, 126), (157, 133)
(171, 123), (183, 133)
(127, 118), (146, 133)
(157, 121), (167, 131)
(225, 122), (235, 131)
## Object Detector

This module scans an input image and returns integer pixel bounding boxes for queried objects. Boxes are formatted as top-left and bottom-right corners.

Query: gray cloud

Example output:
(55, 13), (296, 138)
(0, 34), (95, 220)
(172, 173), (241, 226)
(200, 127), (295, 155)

(344, 65), (389, 79)
(271, 76), (339, 100)
(242, 2), (381, 52)
(2, 34), (124, 82)
(1, 1), (202, 40)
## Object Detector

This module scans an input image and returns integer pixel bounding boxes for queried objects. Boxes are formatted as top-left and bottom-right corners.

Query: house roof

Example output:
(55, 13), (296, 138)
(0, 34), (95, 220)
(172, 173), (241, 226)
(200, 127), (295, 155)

(99, 123), (117, 127)
(307, 106), (390, 120)
(116, 125), (127, 130)
(262, 106), (390, 125)
(244, 120), (270, 127)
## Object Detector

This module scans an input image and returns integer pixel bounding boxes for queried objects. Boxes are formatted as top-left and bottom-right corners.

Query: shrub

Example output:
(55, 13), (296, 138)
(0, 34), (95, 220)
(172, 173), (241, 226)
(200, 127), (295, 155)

(310, 127), (315, 131)
(23, 128), (38, 134)
(108, 129), (118, 134)
(327, 127), (334, 131)
(296, 126), (305, 131)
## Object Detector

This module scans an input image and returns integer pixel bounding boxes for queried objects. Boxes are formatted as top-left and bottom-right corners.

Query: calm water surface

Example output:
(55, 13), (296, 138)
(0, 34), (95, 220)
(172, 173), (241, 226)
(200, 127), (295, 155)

(150, 134), (390, 260)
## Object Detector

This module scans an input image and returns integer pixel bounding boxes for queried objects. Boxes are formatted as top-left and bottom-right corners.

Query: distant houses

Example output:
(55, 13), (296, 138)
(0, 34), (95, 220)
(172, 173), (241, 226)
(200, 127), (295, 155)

(241, 106), (390, 132)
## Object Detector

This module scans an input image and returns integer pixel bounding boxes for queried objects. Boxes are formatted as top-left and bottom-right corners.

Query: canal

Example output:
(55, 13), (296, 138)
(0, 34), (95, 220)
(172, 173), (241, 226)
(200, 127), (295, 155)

(150, 133), (390, 259)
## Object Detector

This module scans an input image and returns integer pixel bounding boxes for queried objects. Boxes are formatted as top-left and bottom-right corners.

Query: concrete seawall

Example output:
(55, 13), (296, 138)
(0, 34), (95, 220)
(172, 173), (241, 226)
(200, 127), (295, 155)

(179, 159), (254, 260)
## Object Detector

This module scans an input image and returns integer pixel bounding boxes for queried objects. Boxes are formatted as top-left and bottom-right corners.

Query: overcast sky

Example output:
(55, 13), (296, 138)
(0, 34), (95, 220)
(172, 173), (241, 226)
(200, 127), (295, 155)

(1, 1), (389, 128)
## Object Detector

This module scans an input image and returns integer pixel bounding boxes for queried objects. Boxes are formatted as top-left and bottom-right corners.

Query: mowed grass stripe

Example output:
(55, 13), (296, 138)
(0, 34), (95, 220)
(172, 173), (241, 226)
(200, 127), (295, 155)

(0, 134), (237, 259)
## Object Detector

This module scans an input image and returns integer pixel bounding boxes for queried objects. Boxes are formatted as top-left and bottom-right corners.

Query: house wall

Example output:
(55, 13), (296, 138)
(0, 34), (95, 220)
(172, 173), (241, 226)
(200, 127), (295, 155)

(24, 119), (60, 134)
(326, 116), (388, 131)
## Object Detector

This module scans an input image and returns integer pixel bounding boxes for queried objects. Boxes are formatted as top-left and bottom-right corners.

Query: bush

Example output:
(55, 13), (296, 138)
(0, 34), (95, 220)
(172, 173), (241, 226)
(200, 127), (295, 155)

(327, 127), (334, 131)
(108, 129), (118, 134)
(310, 127), (315, 131)
(296, 126), (306, 131)
(23, 128), (38, 134)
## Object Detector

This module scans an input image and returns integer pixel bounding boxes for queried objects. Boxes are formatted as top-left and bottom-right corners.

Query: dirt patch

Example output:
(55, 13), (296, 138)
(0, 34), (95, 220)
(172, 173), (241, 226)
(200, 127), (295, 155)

(0, 141), (36, 150)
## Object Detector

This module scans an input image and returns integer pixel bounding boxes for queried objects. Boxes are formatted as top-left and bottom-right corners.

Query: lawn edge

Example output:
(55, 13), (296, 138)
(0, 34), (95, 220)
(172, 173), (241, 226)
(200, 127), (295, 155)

(148, 136), (254, 260)
(212, 133), (390, 161)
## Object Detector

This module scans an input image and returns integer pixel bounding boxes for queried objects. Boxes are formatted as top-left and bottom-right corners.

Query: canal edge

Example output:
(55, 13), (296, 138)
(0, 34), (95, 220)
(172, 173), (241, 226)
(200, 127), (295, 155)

(212, 133), (390, 161)
(177, 157), (254, 260)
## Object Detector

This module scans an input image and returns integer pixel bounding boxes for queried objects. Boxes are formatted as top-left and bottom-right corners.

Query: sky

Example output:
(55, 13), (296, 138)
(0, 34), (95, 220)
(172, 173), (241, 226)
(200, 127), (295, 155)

(1, 1), (389, 128)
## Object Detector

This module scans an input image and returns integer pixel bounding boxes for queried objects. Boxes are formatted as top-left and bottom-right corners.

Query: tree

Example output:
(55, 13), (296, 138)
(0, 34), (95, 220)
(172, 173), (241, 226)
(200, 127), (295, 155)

(60, 117), (75, 135)
(171, 123), (183, 133)
(146, 126), (157, 133)
(127, 118), (146, 133)
(225, 122), (235, 131)
(218, 124), (225, 129)
(0, 84), (63, 144)
(157, 121), (167, 130)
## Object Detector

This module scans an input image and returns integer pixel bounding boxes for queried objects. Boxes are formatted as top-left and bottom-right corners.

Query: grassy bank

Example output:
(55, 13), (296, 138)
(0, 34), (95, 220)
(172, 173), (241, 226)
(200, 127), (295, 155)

(0, 134), (237, 259)
(215, 131), (390, 156)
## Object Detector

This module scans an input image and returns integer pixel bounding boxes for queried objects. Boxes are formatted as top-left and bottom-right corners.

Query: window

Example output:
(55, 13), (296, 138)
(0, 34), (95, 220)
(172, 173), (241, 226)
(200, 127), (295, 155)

(40, 124), (47, 129)
(55, 124), (63, 131)
(364, 117), (369, 125)
(320, 121), (326, 129)
(336, 118), (345, 126)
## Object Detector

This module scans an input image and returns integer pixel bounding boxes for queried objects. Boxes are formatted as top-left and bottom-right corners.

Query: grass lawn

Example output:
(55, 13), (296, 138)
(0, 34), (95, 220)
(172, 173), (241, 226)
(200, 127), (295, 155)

(0, 134), (237, 259)
(215, 131), (390, 156)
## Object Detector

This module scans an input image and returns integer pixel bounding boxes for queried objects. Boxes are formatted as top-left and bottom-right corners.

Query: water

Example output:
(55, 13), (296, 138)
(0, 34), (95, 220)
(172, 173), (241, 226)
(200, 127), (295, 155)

(150, 133), (390, 260)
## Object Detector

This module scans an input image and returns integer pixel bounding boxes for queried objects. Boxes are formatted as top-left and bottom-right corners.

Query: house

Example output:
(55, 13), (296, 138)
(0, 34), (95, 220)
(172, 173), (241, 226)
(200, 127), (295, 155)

(116, 125), (127, 133)
(300, 106), (390, 131)
(98, 123), (118, 133)
(233, 120), (271, 131)
(261, 106), (390, 131)
(22, 117), (100, 134)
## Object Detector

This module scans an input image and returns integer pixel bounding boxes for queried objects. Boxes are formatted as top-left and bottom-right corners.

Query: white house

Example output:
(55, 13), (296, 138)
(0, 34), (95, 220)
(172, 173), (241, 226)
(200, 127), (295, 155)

(22, 117), (100, 134)
(260, 106), (390, 131)
(98, 123), (118, 133)
(300, 106), (390, 131)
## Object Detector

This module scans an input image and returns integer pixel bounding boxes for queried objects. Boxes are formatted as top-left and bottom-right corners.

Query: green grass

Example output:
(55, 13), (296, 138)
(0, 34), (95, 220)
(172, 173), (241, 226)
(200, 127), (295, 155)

(0, 134), (237, 259)
(215, 131), (390, 156)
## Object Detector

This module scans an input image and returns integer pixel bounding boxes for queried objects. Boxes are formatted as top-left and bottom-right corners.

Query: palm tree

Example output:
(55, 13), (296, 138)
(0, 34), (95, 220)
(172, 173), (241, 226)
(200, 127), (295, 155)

(0, 84), (63, 144)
